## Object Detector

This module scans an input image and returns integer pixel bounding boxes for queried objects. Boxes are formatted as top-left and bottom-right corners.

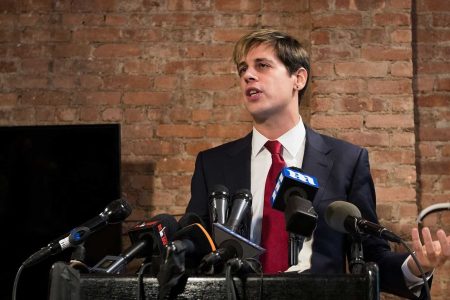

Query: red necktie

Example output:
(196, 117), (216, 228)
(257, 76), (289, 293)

(260, 140), (288, 273)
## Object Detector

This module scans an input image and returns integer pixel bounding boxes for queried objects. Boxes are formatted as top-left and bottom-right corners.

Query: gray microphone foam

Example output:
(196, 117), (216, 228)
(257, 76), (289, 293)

(325, 201), (361, 233)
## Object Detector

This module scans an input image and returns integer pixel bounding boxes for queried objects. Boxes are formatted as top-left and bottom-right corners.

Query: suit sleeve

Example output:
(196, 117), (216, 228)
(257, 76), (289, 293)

(185, 151), (212, 232)
(348, 148), (425, 299)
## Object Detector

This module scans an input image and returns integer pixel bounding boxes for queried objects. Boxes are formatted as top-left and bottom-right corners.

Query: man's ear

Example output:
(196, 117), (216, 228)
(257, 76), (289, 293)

(294, 67), (308, 90)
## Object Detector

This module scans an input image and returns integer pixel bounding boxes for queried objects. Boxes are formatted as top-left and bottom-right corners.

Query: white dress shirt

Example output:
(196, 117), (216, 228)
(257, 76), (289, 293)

(250, 116), (311, 271)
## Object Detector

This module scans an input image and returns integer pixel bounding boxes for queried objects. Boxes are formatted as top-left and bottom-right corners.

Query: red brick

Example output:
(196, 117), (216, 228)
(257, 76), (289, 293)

(362, 46), (411, 61)
(391, 29), (412, 43)
(338, 132), (390, 147)
(311, 30), (331, 45)
(313, 79), (366, 94)
(73, 28), (121, 42)
(185, 75), (236, 90)
(93, 44), (141, 58)
(420, 161), (450, 175)
(0, 93), (17, 106)
(103, 75), (151, 90)
(56, 108), (77, 121)
(312, 13), (363, 28)
(157, 124), (205, 138)
(335, 62), (388, 77)
(376, 186), (416, 202)
(391, 61), (413, 77)
(368, 79), (412, 95)
(365, 114), (414, 129)
(215, 0), (261, 11)
(373, 13), (411, 26)
(76, 92), (121, 105)
(123, 92), (171, 106)
(419, 128), (450, 141)
(310, 115), (362, 129)
(206, 124), (252, 138)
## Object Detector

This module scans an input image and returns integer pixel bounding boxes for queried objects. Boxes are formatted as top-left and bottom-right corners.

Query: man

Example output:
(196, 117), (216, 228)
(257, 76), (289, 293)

(186, 29), (449, 299)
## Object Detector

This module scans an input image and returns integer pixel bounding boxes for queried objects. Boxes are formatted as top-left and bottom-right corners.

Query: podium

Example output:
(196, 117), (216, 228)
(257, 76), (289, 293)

(48, 261), (378, 299)
(74, 266), (379, 300)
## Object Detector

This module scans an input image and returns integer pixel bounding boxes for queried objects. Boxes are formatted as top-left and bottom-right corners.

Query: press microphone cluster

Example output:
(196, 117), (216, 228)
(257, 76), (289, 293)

(202, 187), (264, 272)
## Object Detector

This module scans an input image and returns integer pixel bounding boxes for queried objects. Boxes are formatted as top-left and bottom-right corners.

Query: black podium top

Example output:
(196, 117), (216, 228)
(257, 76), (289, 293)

(78, 271), (379, 300)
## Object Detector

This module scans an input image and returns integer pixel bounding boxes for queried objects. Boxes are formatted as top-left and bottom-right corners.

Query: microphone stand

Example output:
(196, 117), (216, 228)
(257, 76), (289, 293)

(349, 235), (365, 274)
(288, 233), (304, 267)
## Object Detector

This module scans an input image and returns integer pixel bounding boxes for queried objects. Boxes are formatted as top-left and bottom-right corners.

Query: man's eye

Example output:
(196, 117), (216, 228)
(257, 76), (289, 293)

(238, 66), (247, 76)
(258, 63), (270, 69)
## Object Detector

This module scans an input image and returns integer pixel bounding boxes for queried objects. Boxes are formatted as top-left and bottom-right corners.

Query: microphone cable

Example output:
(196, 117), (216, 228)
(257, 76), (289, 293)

(137, 261), (153, 300)
(399, 239), (431, 300)
(12, 264), (25, 300)
(225, 258), (263, 300)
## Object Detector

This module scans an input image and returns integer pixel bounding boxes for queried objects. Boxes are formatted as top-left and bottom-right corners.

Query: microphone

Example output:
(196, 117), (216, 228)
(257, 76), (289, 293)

(224, 189), (252, 232)
(168, 222), (216, 267)
(23, 198), (132, 267)
(325, 201), (402, 243)
(90, 213), (179, 274)
(157, 223), (216, 299)
(209, 184), (230, 225)
(200, 223), (265, 271)
(271, 167), (319, 236)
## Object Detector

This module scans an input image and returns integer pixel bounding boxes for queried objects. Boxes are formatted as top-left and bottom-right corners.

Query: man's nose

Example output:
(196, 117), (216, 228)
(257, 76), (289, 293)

(243, 68), (257, 83)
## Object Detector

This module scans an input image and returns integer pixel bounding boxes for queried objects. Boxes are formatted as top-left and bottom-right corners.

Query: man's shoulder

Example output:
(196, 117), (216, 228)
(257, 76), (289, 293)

(199, 132), (252, 158)
(307, 127), (365, 155)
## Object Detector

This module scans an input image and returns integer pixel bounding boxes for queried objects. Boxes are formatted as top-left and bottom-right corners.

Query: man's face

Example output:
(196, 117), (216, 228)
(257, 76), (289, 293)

(237, 44), (301, 123)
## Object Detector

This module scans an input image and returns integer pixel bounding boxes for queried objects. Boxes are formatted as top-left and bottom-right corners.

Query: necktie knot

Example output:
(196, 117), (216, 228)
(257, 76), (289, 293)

(265, 140), (283, 156)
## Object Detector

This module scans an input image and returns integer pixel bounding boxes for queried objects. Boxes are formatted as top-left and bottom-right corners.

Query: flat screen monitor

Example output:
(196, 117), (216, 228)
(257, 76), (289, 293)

(0, 123), (122, 300)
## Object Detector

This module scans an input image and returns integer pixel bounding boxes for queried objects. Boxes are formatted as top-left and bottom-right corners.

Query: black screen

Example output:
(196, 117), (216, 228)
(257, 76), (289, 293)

(0, 124), (122, 300)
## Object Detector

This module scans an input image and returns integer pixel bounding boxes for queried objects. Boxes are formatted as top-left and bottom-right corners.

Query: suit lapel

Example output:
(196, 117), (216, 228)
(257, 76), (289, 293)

(223, 132), (252, 193)
(302, 127), (333, 202)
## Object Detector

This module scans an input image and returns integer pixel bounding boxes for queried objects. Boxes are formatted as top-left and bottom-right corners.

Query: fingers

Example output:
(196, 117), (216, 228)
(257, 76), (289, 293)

(422, 227), (438, 265)
(411, 227), (426, 261)
(437, 229), (450, 258)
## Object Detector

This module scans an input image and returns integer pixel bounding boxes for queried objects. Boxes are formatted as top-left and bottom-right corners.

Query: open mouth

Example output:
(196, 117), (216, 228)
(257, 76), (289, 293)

(246, 88), (262, 98)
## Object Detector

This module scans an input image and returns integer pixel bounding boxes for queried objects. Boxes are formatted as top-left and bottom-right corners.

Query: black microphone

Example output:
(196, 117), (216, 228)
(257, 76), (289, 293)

(90, 213), (179, 274)
(209, 184), (230, 225)
(168, 222), (217, 267)
(200, 223), (265, 271)
(23, 198), (132, 267)
(270, 167), (320, 266)
(224, 189), (252, 232)
(325, 201), (402, 243)
(157, 223), (216, 299)
(271, 167), (319, 237)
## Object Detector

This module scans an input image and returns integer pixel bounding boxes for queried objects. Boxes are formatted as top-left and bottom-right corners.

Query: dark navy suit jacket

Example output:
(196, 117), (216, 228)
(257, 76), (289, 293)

(186, 126), (423, 299)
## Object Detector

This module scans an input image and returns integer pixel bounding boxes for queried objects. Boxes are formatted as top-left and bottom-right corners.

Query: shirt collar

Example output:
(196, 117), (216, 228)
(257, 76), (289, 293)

(251, 116), (306, 159)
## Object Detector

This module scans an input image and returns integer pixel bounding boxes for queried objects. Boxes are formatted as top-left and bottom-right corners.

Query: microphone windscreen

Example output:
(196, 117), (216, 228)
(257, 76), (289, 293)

(325, 201), (361, 233)
(128, 213), (180, 256)
(178, 212), (206, 229)
(149, 213), (180, 239)
(104, 198), (132, 223)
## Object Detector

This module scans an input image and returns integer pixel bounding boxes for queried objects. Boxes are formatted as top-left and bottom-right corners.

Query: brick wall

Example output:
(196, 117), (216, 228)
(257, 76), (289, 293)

(413, 0), (450, 297)
(0, 0), (448, 298)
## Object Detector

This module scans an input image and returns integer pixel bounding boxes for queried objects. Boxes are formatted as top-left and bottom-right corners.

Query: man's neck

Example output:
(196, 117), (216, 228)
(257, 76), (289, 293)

(254, 115), (301, 140)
